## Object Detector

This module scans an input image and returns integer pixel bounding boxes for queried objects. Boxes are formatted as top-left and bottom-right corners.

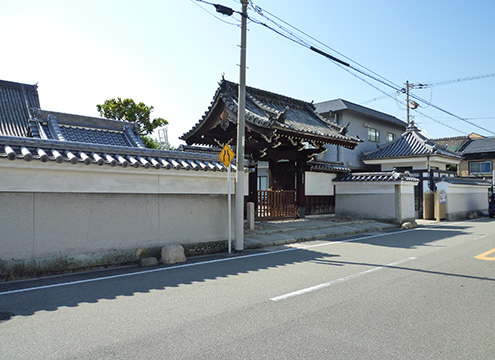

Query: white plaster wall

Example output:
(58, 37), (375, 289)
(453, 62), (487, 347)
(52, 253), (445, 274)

(336, 193), (395, 220)
(0, 161), (241, 195)
(336, 183), (395, 195)
(0, 162), (241, 263)
(381, 160), (427, 171)
(436, 182), (490, 219)
(372, 158), (454, 172)
(335, 182), (416, 222)
(398, 184), (417, 221)
(0, 193), (35, 259)
(335, 183), (395, 220)
(0, 192), (232, 260)
(306, 172), (336, 196)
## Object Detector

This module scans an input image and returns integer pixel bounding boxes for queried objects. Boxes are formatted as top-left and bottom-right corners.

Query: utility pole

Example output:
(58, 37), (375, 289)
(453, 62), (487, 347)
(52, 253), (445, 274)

(235, 0), (248, 252)
(405, 80), (410, 125)
(404, 81), (422, 125)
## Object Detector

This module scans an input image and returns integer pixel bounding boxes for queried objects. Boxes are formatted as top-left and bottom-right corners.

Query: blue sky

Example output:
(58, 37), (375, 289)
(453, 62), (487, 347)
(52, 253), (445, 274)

(1, 0), (494, 146)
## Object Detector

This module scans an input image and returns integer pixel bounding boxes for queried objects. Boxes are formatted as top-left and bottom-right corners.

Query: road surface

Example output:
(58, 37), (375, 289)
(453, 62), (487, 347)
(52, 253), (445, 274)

(1, 218), (494, 359)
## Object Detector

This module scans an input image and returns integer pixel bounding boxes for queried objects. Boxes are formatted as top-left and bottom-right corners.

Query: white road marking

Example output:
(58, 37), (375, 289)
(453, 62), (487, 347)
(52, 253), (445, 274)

(0, 227), (426, 296)
(270, 257), (416, 302)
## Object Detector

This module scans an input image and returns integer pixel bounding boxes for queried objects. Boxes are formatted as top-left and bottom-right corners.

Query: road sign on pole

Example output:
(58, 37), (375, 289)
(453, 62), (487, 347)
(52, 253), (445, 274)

(219, 144), (235, 254)
(219, 144), (235, 168)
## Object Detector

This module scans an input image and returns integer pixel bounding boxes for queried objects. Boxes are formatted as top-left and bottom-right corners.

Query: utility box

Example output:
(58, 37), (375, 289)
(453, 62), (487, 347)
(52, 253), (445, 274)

(423, 191), (434, 220)
(434, 190), (447, 221)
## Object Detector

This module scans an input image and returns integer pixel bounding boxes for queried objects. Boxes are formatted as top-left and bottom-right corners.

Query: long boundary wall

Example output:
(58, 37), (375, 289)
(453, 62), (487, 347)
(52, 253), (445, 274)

(0, 161), (241, 277)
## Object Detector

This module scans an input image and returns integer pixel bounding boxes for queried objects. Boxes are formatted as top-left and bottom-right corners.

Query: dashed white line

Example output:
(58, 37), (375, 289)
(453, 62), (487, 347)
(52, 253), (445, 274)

(270, 256), (416, 302)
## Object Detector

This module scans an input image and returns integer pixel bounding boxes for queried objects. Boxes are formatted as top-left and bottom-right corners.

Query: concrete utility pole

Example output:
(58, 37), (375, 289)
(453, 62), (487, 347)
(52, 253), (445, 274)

(235, 0), (248, 251)
(405, 81), (410, 125)
(405, 81), (421, 125)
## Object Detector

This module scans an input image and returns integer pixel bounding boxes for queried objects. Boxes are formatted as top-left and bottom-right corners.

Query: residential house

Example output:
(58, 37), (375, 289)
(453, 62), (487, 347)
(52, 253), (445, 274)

(434, 133), (494, 180)
(314, 99), (407, 170)
(361, 122), (462, 217)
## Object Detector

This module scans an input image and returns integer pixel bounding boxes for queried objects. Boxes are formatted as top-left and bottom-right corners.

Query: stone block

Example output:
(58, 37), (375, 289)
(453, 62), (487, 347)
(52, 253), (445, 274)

(160, 244), (186, 264)
(467, 211), (478, 219)
(139, 257), (158, 267)
(247, 202), (255, 230)
(401, 220), (418, 229)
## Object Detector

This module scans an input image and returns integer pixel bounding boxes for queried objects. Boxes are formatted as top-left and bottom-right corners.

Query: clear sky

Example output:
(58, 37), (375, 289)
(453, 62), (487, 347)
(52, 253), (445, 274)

(1, 0), (494, 146)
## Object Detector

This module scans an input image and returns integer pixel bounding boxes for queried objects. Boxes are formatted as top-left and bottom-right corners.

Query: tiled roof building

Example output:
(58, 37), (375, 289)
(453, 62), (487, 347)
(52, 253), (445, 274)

(362, 123), (461, 161)
(432, 133), (485, 153)
(0, 79), (231, 172)
(182, 79), (361, 155)
(0, 80), (40, 138)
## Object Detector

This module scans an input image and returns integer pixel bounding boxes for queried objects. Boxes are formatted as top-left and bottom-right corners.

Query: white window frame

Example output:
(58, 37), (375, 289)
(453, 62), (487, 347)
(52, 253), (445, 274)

(468, 161), (492, 174)
(368, 128), (380, 142)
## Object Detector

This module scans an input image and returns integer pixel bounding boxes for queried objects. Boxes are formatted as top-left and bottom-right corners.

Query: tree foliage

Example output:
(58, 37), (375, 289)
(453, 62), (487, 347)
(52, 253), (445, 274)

(96, 98), (168, 136)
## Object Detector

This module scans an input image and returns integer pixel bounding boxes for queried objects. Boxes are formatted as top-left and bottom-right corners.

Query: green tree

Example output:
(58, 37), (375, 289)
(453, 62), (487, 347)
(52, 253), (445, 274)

(96, 98), (168, 149)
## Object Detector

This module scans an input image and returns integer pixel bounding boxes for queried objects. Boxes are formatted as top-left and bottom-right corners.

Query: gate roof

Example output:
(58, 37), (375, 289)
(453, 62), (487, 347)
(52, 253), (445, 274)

(181, 79), (361, 160)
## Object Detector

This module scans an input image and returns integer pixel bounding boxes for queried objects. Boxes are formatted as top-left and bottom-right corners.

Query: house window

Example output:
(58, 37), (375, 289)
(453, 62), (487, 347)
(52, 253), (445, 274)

(368, 128), (380, 142)
(387, 133), (395, 142)
(469, 161), (492, 174)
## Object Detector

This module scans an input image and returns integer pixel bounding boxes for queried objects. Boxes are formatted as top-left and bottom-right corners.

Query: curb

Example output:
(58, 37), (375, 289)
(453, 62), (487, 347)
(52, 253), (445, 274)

(245, 222), (399, 249)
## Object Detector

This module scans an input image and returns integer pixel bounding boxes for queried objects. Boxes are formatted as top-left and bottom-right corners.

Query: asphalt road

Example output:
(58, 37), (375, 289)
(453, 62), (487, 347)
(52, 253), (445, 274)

(1, 218), (494, 359)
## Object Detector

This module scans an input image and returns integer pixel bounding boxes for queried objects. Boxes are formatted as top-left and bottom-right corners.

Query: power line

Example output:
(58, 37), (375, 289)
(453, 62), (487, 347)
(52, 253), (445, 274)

(406, 90), (495, 135)
(424, 73), (495, 87)
(414, 110), (468, 134)
(194, 1), (495, 136)
(190, 0), (240, 26)
(247, 8), (495, 135)
(248, 2), (400, 91)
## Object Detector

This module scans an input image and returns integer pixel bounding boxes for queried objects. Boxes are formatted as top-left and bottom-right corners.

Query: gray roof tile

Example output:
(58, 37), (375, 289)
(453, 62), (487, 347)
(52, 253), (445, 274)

(182, 79), (361, 147)
(0, 80), (40, 137)
(461, 138), (495, 155)
(334, 171), (419, 183)
(58, 126), (133, 147)
(362, 124), (461, 160)
(0, 135), (236, 172)
(307, 160), (350, 173)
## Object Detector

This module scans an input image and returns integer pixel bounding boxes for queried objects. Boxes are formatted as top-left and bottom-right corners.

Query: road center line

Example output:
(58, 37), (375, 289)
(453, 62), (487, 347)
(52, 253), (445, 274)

(270, 257), (416, 302)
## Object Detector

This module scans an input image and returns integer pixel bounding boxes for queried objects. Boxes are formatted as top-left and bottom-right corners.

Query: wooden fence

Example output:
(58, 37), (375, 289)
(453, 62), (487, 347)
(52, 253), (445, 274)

(257, 190), (297, 219)
(305, 195), (335, 215)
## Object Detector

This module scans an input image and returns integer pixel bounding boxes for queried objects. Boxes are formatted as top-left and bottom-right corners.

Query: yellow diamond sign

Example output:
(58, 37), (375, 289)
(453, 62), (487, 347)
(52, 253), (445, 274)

(219, 144), (235, 168)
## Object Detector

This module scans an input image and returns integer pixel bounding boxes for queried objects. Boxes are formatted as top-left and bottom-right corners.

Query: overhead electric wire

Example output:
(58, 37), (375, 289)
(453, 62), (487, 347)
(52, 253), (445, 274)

(415, 110), (468, 134)
(248, 2), (400, 91)
(190, 0), (240, 26)
(406, 90), (495, 135)
(423, 73), (495, 87)
(246, 6), (495, 135)
(195, 0), (494, 136)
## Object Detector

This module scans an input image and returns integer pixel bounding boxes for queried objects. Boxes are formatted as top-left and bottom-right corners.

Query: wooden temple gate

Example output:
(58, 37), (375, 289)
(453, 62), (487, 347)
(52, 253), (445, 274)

(181, 79), (360, 221)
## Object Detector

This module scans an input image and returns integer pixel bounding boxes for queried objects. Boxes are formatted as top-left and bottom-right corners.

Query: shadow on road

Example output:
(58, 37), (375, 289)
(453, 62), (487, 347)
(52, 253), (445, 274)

(0, 247), (338, 318)
(1, 219), (493, 319)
